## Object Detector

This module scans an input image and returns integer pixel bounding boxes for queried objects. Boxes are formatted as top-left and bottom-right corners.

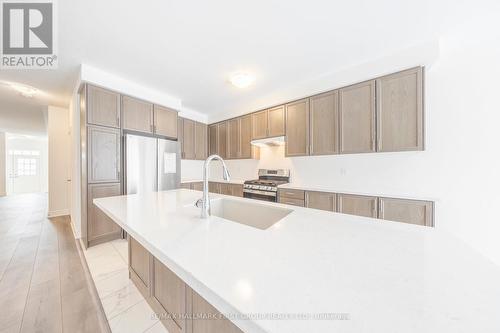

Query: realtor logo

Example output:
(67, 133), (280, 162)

(1, 0), (57, 69)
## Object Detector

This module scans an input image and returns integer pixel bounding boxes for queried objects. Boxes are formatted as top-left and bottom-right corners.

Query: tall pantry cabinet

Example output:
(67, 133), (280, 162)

(80, 84), (122, 248)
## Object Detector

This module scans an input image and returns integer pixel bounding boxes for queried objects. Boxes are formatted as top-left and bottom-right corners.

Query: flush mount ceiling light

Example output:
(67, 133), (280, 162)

(6, 82), (39, 98)
(229, 72), (255, 88)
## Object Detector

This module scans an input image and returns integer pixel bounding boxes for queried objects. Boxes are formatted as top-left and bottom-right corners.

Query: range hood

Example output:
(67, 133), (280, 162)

(250, 136), (285, 147)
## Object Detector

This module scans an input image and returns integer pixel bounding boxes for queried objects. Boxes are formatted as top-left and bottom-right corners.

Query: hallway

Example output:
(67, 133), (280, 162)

(0, 194), (109, 333)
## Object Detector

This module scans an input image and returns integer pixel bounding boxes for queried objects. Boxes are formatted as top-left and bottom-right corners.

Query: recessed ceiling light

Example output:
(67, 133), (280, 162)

(229, 72), (255, 88)
(8, 82), (38, 98)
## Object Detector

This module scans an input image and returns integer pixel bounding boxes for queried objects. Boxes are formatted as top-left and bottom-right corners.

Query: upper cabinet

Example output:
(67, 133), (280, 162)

(239, 114), (254, 159)
(122, 96), (154, 133)
(285, 98), (310, 157)
(225, 115), (258, 160)
(251, 110), (268, 139)
(251, 106), (285, 139)
(195, 122), (208, 160)
(154, 105), (178, 139)
(208, 124), (218, 156)
(179, 117), (208, 160)
(379, 197), (434, 227)
(310, 91), (339, 155)
(227, 118), (240, 159)
(87, 125), (121, 183)
(268, 105), (285, 137)
(209, 66), (425, 158)
(87, 85), (121, 128)
(376, 67), (424, 152)
(339, 80), (376, 154)
(217, 121), (228, 159)
(181, 118), (196, 159)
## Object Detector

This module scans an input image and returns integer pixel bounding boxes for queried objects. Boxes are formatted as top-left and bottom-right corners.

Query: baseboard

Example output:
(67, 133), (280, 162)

(48, 209), (70, 218)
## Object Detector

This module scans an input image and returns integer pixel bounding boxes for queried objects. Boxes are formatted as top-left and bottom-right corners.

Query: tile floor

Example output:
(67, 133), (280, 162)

(82, 239), (168, 333)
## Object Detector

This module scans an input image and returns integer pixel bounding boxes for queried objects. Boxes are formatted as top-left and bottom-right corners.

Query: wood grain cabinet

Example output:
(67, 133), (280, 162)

(122, 95), (154, 133)
(86, 85), (120, 128)
(285, 98), (310, 157)
(230, 184), (244, 197)
(239, 115), (254, 159)
(87, 125), (121, 183)
(376, 67), (424, 152)
(217, 121), (228, 159)
(251, 106), (285, 139)
(209, 182), (220, 194)
(191, 182), (203, 191)
(191, 290), (243, 333)
(154, 105), (178, 139)
(225, 115), (257, 160)
(278, 189), (305, 207)
(129, 236), (153, 298)
(178, 117), (184, 154)
(251, 110), (269, 139)
(310, 91), (339, 155)
(208, 124), (218, 156)
(268, 105), (285, 137)
(378, 197), (434, 227)
(195, 122), (208, 160)
(151, 258), (187, 333)
(306, 191), (336, 212)
(227, 118), (240, 159)
(339, 80), (376, 154)
(181, 118), (196, 159)
(87, 183), (121, 246)
(338, 194), (378, 218)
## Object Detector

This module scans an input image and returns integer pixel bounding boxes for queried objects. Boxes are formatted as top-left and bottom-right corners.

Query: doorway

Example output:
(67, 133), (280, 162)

(5, 134), (48, 195)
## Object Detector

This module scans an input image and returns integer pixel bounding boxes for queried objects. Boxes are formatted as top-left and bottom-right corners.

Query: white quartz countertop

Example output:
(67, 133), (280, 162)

(181, 178), (246, 185)
(94, 190), (500, 333)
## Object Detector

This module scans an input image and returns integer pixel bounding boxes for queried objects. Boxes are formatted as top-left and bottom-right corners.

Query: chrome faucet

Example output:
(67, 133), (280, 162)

(196, 155), (230, 218)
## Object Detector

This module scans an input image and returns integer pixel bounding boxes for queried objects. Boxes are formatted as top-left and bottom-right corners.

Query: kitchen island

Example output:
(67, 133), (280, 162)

(94, 189), (500, 333)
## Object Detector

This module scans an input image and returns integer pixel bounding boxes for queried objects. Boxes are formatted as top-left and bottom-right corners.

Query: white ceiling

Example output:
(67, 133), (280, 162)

(0, 0), (455, 124)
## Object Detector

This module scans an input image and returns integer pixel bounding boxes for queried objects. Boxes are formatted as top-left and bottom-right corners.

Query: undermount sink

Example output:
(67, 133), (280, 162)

(209, 198), (293, 230)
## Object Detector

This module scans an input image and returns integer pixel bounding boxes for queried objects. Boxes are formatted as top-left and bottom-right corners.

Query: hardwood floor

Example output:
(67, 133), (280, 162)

(0, 193), (109, 333)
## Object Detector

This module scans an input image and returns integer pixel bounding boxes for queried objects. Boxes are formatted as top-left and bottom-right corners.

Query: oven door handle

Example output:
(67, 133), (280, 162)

(243, 189), (277, 197)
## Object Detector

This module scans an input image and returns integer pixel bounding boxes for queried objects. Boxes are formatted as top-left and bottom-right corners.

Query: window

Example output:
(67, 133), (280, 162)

(9, 150), (40, 176)
(17, 158), (37, 176)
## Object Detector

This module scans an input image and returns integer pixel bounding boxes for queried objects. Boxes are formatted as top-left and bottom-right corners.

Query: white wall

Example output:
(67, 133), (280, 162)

(69, 88), (81, 238)
(209, 4), (500, 266)
(48, 106), (71, 217)
(0, 133), (6, 196)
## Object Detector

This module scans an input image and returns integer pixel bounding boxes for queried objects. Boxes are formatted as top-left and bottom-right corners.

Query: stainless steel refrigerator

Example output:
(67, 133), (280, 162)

(124, 134), (181, 194)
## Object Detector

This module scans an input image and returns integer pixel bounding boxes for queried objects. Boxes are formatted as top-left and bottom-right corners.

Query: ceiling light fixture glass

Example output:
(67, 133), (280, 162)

(229, 72), (255, 88)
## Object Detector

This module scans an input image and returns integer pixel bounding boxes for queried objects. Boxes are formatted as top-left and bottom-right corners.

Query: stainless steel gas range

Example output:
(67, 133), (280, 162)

(243, 169), (290, 202)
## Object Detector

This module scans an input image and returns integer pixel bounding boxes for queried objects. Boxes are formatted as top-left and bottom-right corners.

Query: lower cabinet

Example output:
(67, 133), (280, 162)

(209, 182), (220, 194)
(305, 191), (336, 212)
(129, 236), (153, 298)
(179, 183), (192, 190)
(191, 290), (243, 333)
(378, 197), (434, 227)
(151, 258), (188, 333)
(128, 236), (243, 333)
(87, 183), (122, 246)
(230, 184), (243, 197)
(278, 189), (305, 207)
(338, 194), (378, 218)
(192, 182), (203, 191)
